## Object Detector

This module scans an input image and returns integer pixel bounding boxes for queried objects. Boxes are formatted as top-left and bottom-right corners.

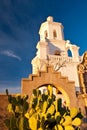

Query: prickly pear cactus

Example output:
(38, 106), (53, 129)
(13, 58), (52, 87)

(25, 85), (83, 130)
(5, 90), (29, 130)
(5, 86), (83, 130)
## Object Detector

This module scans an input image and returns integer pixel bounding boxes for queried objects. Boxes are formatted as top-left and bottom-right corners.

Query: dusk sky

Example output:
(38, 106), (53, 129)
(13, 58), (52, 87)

(0, 0), (87, 93)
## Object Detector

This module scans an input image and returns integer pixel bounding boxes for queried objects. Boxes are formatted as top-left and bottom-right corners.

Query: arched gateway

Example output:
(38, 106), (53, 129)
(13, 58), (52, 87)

(22, 66), (77, 108)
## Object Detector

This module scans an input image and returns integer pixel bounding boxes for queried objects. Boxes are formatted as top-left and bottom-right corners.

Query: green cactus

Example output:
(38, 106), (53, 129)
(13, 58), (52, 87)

(5, 90), (29, 130)
(5, 85), (83, 130)
(25, 85), (83, 130)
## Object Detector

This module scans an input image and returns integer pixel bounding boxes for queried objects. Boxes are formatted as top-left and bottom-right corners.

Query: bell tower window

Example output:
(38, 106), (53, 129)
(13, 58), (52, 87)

(44, 30), (48, 38)
(53, 30), (57, 39)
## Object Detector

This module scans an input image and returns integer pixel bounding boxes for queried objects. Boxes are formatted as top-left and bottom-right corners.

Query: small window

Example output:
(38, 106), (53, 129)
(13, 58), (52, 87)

(53, 30), (57, 39)
(54, 50), (60, 55)
(44, 30), (48, 38)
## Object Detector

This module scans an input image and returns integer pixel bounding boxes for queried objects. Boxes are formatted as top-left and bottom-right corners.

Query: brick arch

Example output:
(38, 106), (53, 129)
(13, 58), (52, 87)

(22, 66), (77, 107)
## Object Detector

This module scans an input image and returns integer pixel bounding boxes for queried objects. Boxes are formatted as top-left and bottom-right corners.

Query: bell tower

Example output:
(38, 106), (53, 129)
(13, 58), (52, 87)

(39, 16), (64, 41)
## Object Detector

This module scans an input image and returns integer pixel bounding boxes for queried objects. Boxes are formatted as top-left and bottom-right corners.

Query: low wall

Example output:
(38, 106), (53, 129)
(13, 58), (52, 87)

(0, 94), (10, 130)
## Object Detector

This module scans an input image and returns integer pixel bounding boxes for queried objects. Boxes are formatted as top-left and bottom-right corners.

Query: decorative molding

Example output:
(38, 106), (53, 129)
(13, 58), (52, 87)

(78, 51), (87, 94)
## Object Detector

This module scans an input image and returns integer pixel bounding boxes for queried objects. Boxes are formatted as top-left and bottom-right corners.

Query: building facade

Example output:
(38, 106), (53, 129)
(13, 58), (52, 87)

(22, 16), (87, 116)
(32, 16), (80, 91)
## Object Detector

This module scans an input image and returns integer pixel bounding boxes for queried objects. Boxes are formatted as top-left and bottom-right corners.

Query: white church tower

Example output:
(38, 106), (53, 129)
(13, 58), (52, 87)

(32, 16), (81, 91)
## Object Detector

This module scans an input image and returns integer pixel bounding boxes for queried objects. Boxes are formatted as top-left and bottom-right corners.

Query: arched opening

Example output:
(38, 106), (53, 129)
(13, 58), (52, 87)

(54, 50), (61, 56)
(53, 30), (57, 39)
(44, 30), (48, 38)
(38, 84), (70, 107)
(67, 49), (72, 57)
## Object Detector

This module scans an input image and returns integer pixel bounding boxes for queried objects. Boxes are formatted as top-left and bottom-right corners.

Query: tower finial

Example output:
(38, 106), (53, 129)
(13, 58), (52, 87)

(47, 16), (53, 22)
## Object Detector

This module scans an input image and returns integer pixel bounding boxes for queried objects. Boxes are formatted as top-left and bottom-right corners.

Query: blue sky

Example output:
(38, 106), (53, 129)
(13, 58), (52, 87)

(0, 0), (87, 93)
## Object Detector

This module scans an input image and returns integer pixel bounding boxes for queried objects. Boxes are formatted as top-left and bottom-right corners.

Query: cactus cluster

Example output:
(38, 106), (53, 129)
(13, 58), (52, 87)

(25, 85), (83, 130)
(5, 90), (29, 130)
(5, 85), (83, 130)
